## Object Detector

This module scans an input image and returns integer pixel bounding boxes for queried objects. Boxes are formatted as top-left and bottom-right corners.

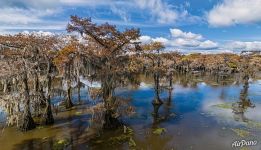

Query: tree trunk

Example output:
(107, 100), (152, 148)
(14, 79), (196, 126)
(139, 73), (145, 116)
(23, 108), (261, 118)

(34, 72), (40, 117)
(103, 110), (121, 129)
(153, 54), (163, 105)
(45, 61), (54, 125)
(77, 76), (81, 103)
(152, 103), (161, 124)
(66, 80), (73, 109)
(45, 98), (54, 125)
(101, 77), (121, 129)
(169, 74), (173, 89)
(76, 63), (81, 103)
(3, 79), (7, 93)
(153, 73), (162, 105)
(20, 73), (36, 131)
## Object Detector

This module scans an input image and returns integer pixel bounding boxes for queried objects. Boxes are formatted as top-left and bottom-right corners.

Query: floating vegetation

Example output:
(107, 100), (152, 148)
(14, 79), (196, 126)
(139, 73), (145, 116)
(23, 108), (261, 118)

(128, 137), (136, 147)
(53, 139), (69, 150)
(94, 126), (136, 148)
(240, 147), (251, 150)
(231, 128), (250, 138)
(247, 120), (261, 129)
(75, 111), (82, 116)
(36, 126), (45, 129)
(152, 127), (167, 135)
(212, 103), (232, 109)
(108, 134), (130, 145)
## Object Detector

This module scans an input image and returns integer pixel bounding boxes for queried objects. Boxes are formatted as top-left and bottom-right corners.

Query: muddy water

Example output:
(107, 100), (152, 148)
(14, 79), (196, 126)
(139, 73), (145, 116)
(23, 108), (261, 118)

(0, 78), (261, 150)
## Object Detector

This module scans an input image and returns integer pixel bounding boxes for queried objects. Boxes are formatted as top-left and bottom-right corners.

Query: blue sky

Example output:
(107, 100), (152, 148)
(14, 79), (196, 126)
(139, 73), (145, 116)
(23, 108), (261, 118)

(1, 0), (261, 53)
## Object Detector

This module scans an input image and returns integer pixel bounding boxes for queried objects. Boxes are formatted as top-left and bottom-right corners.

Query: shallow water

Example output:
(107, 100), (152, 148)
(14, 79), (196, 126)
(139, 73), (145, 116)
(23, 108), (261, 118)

(0, 76), (261, 150)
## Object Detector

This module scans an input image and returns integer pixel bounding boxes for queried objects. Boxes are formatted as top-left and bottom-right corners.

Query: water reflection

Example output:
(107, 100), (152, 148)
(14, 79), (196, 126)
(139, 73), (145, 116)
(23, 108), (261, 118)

(232, 77), (255, 122)
(0, 73), (261, 150)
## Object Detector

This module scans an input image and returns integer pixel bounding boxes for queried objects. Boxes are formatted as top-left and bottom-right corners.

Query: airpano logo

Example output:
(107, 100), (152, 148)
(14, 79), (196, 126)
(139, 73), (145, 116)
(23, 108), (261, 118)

(232, 140), (258, 148)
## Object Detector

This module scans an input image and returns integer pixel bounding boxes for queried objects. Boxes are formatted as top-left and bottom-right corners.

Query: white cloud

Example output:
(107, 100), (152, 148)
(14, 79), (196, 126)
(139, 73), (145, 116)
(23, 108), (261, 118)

(60, 0), (109, 5)
(226, 41), (261, 50)
(172, 38), (200, 47)
(0, 0), (62, 35)
(0, 0), (60, 27)
(21, 30), (55, 36)
(138, 36), (170, 46)
(139, 29), (261, 53)
(0, 8), (57, 25)
(170, 29), (203, 40)
(134, 0), (178, 23)
(199, 40), (219, 49)
(139, 35), (153, 44)
(139, 28), (219, 51)
(0, 8), (40, 24)
(0, 20), (67, 31)
(207, 0), (261, 27)
(152, 37), (169, 45)
(62, 0), (192, 24)
(110, 5), (130, 22)
(0, 0), (59, 9)
(0, 0), (198, 33)
(169, 29), (218, 50)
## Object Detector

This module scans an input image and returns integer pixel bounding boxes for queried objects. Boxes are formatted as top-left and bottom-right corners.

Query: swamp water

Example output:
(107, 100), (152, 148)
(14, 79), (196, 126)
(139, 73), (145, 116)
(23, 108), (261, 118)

(0, 76), (261, 150)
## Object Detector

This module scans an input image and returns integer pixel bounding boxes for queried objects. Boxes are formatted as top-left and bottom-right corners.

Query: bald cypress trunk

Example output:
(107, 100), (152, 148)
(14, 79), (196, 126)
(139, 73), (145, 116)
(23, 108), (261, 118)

(66, 79), (73, 109)
(153, 51), (163, 105)
(152, 103), (161, 125)
(20, 73), (36, 131)
(65, 63), (73, 109)
(153, 73), (162, 105)
(103, 109), (121, 129)
(102, 76), (121, 130)
(76, 62), (81, 103)
(44, 61), (54, 125)
(77, 74), (81, 104)
(34, 72), (40, 117)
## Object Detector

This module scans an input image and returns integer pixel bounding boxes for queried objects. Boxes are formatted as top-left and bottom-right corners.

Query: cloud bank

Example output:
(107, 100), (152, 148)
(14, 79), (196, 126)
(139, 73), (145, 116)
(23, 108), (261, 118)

(207, 0), (261, 27)
(139, 28), (218, 51)
(139, 28), (261, 53)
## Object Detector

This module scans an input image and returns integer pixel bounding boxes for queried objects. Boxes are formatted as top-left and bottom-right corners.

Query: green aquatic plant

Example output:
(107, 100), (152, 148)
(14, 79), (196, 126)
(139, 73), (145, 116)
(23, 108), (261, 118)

(231, 128), (250, 138)
(247, 120), (261, 129)
(36, 126), (45, 129)
(212, 103), (232, 109)
(108, 134), (130, 145)
(75, 111), (82, 116)
(128, 137), (136, 147)
(153, 127), (167, 135)
(53, 139), (69, 150)
(240, 147), (250, 150)
(96, 126), (136, 148)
